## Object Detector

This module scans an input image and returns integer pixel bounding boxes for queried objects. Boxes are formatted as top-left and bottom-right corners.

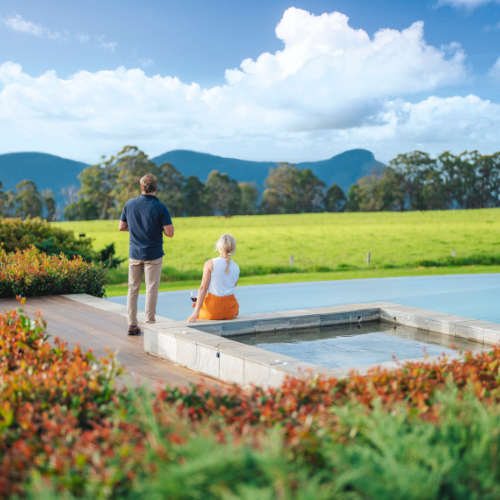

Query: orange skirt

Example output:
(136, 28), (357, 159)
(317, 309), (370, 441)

(197, 293), (239, 320)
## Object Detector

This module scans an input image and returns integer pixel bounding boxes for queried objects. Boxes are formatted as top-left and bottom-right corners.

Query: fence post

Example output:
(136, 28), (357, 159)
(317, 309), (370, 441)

(289, 255), (294, 266)
(451, 249), (456, 258)
(367, 252), (371, 265)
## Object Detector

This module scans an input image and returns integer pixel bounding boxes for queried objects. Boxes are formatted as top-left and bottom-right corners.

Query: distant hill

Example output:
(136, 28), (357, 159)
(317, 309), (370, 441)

(0, 149), (384, 212)
(0, 152), (88, 206)
(152, 149), (383, 192)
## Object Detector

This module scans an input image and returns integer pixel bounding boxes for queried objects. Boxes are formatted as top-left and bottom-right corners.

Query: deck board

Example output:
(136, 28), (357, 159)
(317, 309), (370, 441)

(0, 296), (225, 390)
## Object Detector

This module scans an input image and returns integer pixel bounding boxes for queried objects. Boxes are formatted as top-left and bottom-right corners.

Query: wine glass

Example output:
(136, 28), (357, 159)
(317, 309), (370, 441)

(190, 291), (198, 306)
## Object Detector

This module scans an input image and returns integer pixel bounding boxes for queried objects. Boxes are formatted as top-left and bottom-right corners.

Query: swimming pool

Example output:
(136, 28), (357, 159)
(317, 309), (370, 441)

(236, 322), (483, 369)
(107, 273), (500, 322)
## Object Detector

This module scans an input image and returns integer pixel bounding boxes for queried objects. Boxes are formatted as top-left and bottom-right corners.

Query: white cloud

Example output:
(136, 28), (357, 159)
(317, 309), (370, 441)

(99, 41), (118, 52)
(101, 41), (118, 52)
(76, 33), (89, 44)
(1, 13), (65, 40)
(96, 36), (118, 52)
(0, 7), (497, 163)
(489, 56), (500, 79)
(139, 58), (154, 68)
(437, 0), (498, 9)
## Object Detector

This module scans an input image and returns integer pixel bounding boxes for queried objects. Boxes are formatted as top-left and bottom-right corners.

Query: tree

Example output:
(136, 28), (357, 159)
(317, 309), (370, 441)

(345, 184), (361, 212)
(156, 162), (185, 217)
(389, 151), (434, 210)
(324, 183), (346, 212)
(42, 189), (57, 221)
(182, 175), (208, 216)
(0, 181), (9, 217)
(238, 182), (259, 215)
(64, 199), (100, 221)
(259, 189), (283, 215)
(14, 180), (43, 219)
(260, 163), (325, 214)
(473, 152), (500, 208)
(66, 157), (118, 220)
(111, 146), (159, 217)
(204, 171), (241, 216)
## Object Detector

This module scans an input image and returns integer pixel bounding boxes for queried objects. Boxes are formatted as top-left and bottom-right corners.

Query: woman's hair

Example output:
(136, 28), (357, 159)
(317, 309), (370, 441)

(215, 234), (237, 275)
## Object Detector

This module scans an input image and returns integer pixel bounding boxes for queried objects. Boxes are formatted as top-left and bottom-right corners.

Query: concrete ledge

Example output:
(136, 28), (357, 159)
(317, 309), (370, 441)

(68, 295), (500, 388)
(142, 301), (500, 388)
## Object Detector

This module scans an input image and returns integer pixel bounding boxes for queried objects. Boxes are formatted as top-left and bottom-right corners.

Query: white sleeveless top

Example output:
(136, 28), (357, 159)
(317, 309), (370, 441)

(208, 257), (240, 297)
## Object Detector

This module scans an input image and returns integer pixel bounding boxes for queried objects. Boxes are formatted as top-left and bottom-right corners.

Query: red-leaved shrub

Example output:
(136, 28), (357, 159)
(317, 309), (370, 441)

(0, 245), (107, 298)
(3, 303), (500, 498)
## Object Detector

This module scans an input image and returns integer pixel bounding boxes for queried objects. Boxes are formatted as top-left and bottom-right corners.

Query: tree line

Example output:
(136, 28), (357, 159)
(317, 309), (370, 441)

(0, 180), (57, 220)
(1, 147), (500, 220)
(344, 150), (500, 212)
(60, 145), (351, 219)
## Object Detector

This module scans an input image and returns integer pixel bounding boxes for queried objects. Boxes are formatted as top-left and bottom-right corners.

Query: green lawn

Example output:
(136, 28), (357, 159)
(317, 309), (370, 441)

(53, 209), (500, 296)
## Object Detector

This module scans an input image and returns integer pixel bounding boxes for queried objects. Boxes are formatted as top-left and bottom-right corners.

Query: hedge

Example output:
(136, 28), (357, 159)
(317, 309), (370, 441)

(3, 304), (500, 499)
(0, 217), (94, 257)
(0, 246), (107, 298)
(0, 218), (124, 268)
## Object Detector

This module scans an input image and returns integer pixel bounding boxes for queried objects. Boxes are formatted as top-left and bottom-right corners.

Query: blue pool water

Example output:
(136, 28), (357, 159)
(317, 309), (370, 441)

(237, 323), (481, 369)
(107, 273), (500, 323)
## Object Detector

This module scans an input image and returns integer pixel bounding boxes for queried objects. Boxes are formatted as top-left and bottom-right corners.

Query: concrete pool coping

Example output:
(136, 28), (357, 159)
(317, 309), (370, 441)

(65, 295), (500, 389)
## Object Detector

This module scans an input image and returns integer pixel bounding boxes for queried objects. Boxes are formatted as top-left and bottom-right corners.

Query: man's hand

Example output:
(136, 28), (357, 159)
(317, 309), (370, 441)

(118, 221), (129, 232)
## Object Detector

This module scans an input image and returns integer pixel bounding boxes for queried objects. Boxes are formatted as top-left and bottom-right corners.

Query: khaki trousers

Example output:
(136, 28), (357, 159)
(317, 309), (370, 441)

(127, 257), (163, 326)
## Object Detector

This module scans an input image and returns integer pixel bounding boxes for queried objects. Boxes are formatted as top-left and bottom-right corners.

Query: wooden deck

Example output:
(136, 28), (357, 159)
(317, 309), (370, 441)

(0, 295), (225, 390)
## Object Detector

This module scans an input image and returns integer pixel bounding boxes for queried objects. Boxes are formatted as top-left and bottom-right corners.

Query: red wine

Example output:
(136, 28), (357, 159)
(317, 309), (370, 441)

(191, 297), (197, 303)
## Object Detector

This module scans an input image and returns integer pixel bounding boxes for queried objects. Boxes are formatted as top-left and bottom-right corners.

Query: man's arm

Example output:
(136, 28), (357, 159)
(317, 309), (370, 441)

(119, 221), (129, 232)
(163, 224), (174, 238)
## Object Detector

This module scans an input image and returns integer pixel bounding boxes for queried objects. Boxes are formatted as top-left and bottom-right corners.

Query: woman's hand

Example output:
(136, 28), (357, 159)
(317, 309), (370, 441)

(188, 312), (198, 323)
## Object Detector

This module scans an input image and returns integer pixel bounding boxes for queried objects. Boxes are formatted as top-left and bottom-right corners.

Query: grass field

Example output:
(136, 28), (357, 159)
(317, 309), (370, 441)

(53, 209), (500, 295)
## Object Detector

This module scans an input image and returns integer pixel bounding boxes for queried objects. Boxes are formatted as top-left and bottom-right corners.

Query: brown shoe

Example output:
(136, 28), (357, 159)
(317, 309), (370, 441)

(127, 326), (142, 336)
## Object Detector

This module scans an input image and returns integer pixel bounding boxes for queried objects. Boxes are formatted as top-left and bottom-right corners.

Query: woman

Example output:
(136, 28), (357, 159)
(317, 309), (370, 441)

(188, 234), (240, 323)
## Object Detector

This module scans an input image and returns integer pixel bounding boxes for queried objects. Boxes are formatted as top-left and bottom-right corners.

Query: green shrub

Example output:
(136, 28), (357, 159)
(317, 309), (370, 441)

(0, 217), (94, 256)
(0, 217), (125, 269)
(0, 245), (107, 298)
(5, 304), (500, 499)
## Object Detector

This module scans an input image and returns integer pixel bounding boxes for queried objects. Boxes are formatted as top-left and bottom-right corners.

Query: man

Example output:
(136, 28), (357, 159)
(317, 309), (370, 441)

(119, 173), (174, 335)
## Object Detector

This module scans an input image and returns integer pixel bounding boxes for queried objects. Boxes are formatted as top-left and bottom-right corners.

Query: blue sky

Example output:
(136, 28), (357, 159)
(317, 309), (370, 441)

(1, 0), (500, 163)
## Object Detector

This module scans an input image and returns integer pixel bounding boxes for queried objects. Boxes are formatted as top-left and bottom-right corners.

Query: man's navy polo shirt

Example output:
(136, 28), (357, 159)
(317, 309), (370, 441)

(120, 194), (172, 261)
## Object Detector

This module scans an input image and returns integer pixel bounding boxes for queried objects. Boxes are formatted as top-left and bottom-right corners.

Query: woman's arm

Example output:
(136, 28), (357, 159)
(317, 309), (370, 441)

(188, 260), (213, 323)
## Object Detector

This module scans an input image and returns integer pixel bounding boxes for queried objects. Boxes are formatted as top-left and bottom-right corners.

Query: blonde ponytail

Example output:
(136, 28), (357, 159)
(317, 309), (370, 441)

(215, 234), (237, 275)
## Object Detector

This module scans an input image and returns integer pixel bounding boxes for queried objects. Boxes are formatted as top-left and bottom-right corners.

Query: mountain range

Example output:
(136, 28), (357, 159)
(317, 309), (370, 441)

(0, 149), (384, 207)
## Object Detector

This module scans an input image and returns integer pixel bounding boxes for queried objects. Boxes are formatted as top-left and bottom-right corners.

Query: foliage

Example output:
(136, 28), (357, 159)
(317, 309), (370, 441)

(0, 246), (107, 298)
(182, 175), (209, 216)
(323, 183), (346, 212)
(0, 217), (123, 269)
(237, 182), (259, 215)
(0, 305), (131, 498)
(41, 189), (57, 222)
(349, 150), (500, 212)
(6, 305), (500, 499)
(14, 180), (43, 219)
(260, 162), (325, 214)
(0, 217), (94, 257)
(204, 170), (242, 216)
(0, 181), (57, 221)
(55, 208), (500, 284)
(64, 146), (257, 219)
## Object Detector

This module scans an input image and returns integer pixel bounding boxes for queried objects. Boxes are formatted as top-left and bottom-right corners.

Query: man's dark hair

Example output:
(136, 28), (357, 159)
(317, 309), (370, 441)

(140, 174), (158, 194)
